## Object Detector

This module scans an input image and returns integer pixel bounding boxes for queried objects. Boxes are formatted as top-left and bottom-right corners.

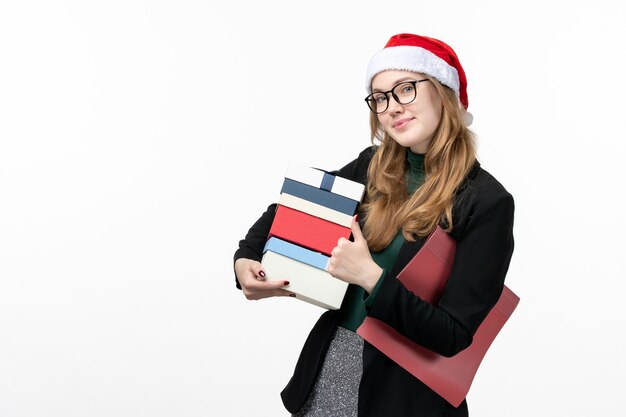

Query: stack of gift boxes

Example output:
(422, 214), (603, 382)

(261, 162), (365, 310)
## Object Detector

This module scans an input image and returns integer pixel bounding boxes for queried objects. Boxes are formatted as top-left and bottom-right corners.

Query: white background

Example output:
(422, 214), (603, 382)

(1, 1), (625, 416)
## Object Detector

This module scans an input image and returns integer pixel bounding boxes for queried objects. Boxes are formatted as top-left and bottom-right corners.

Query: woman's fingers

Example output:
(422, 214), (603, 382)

(243, 281), (294, 300)
(235, 258), (295, 300)
(252, 263), (266, 280)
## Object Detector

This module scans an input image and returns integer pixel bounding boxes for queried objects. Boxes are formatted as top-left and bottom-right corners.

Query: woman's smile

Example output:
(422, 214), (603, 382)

(392, 117), (415, 130)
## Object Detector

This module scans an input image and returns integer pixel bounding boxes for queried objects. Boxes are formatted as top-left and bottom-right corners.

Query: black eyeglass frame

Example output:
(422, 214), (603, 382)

(364, 79), (430, 114)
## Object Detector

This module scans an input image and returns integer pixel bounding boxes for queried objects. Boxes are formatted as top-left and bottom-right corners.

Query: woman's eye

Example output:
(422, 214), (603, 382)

(401, 85), (415, 94)
(374, 94), (387, 104)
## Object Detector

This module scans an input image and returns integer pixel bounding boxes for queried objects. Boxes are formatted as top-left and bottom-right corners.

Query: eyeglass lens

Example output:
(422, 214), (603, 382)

(366, 81), (419, 114)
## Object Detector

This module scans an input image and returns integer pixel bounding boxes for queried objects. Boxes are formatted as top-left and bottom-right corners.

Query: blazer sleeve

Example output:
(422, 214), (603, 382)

(366, 191), (515, 357)
(233, 203), (277, 289)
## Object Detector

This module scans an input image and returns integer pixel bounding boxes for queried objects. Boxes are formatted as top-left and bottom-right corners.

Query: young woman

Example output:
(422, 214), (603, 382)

(233, 33), (515, 417)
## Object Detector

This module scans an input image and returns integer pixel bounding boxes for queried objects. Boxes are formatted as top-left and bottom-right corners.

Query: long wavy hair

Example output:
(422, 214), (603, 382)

(361, 74), (477, 251)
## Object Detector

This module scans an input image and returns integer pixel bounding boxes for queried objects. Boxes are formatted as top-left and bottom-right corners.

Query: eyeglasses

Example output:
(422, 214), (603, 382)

(364, 79), (430, 114)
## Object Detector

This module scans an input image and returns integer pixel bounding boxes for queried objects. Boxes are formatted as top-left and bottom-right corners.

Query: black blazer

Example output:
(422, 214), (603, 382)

(234, 146), (515, 417)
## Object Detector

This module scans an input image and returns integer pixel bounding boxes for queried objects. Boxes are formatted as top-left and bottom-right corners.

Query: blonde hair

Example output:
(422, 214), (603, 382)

(361, 75), (477, 251)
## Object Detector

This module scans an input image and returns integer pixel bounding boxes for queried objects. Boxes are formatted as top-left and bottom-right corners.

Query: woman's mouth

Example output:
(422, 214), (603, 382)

(393, 118), (414, 130)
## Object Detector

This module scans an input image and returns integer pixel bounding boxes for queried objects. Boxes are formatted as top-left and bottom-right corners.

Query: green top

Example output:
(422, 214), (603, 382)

(338, 149), (426, 331)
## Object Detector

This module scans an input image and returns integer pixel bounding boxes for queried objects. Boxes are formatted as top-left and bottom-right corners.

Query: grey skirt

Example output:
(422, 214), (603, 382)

(292, 326), (364, 417)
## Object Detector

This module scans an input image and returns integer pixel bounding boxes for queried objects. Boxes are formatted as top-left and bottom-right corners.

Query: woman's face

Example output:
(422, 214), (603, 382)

(371, 70), (443, 154)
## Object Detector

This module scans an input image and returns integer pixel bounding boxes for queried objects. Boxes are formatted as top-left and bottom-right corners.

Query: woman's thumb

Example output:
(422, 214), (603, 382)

(252, 261), (266, 280)
(351, 215), (364, 242)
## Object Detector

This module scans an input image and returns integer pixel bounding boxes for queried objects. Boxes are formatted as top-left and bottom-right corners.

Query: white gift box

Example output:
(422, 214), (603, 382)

(285, 161), (365, 202)
(262, 237), (348, 310)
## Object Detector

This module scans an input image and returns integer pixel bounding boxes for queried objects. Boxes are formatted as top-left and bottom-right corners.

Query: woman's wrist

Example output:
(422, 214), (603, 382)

(361, 263), (384, 294)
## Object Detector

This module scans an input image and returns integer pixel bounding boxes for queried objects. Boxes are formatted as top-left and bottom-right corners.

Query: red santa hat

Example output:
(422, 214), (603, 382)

(366, 33), (469, 111)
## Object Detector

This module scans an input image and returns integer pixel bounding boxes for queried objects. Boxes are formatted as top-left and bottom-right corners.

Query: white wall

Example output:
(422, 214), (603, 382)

(1, 1), (625, 416)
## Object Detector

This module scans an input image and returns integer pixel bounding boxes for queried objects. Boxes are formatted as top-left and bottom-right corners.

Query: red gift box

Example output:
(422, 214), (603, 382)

(268, 205), (351, 257)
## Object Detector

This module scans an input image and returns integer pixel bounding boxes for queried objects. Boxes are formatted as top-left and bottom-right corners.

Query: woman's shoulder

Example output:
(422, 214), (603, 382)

(351, 145), (378, 167)
(450, 161), (514, 239)
(333, 145), (378, 183)
(458, 160), (514, 209)
(358, 145), (378, 159)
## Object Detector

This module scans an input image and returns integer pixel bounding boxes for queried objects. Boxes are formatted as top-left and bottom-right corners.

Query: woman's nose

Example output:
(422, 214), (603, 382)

(386, 94), (404, 113)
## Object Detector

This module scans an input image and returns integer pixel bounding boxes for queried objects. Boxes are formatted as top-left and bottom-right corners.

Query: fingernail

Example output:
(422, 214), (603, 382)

(284, 281), (290, 286)
(258, 271), (265, 278)
(355, 214), (359, 222)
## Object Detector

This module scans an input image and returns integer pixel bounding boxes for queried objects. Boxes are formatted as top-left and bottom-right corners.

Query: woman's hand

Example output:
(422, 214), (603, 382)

(327, 216), (383, 294)
(234, 258), (294, 300)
